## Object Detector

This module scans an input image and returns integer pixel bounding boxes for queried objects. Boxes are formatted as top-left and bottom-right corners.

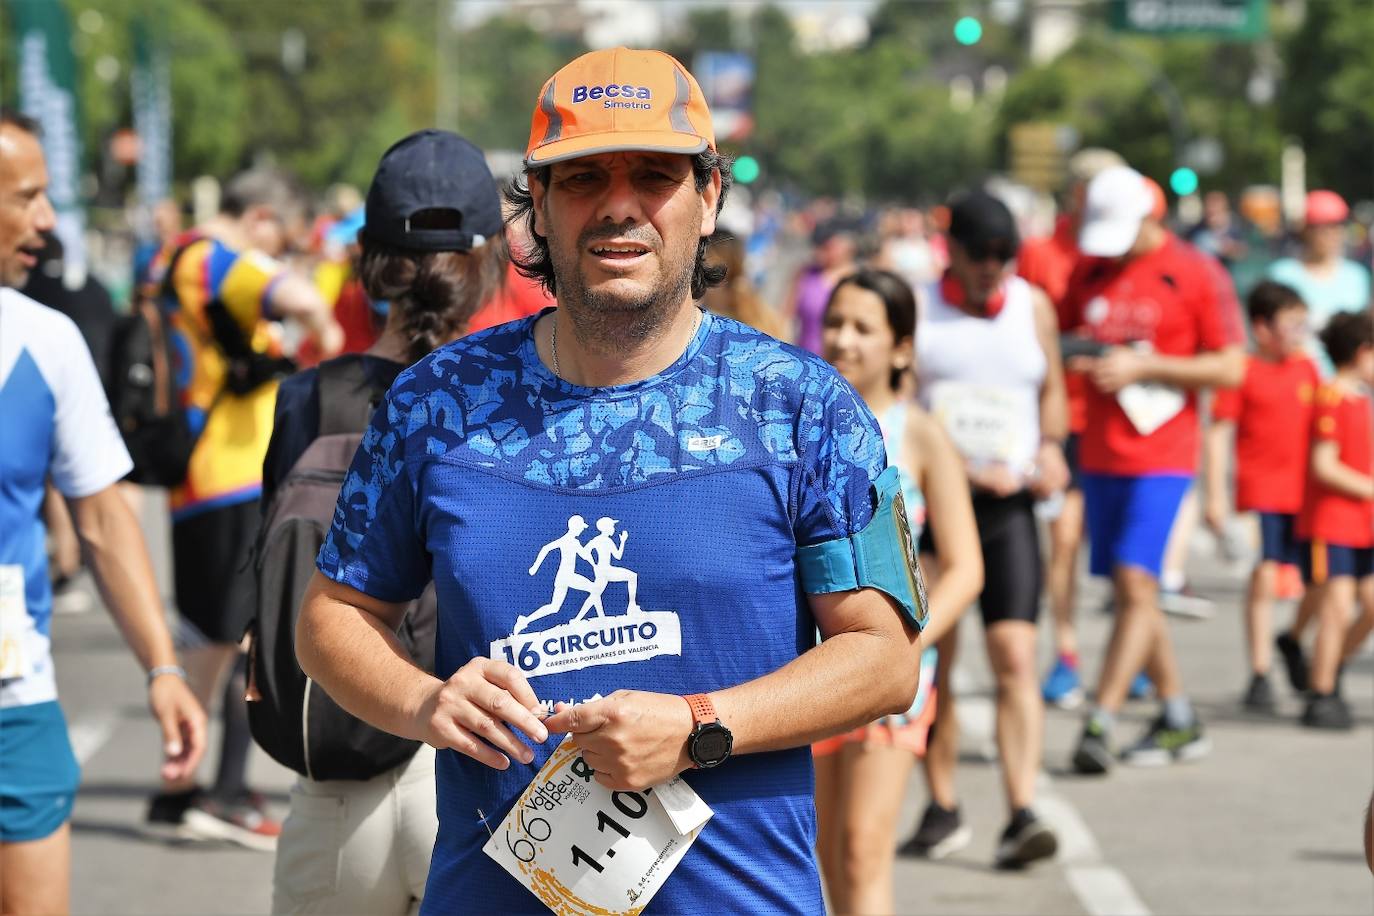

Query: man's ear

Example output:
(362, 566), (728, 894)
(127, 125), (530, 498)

(699, 168), (722, 238)
(528, 173), (548, 239)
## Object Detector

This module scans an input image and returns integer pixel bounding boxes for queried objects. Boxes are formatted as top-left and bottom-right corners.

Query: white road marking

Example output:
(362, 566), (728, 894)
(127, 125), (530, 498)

(68, 709), (119, 764)
(957, 695), (1152, 916)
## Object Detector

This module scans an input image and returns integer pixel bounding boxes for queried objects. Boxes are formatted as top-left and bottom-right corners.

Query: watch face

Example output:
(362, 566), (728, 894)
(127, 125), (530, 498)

(693, 725), (732, 767)
(892, 491), (929, 628)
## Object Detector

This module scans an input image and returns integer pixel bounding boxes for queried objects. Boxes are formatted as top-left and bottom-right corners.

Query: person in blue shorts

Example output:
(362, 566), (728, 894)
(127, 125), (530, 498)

(0, 109), (205, 915)
(295, 49), (927, 915)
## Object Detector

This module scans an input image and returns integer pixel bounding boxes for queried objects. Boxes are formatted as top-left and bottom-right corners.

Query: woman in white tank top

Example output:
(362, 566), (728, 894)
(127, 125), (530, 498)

(812, 269), (984, 915)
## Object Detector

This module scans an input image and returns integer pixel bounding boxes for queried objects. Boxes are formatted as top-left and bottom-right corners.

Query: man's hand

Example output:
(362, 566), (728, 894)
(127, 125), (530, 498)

(1029, 441), (1069, 500)
(412, 658), (549, 770)
(148, 673), (207, 783)
(543, 690), (694, 791)
(1085, 346), (1147, 394)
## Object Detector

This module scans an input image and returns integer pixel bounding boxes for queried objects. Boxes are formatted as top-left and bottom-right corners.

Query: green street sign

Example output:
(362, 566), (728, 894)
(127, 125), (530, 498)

(1110, 0), (1267, 40)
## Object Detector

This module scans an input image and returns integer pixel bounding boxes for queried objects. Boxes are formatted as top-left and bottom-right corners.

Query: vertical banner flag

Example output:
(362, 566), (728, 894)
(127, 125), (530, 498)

(10, 0), (88, 270)
(693, 52), (755, 143)
(132, 16), (172, 230)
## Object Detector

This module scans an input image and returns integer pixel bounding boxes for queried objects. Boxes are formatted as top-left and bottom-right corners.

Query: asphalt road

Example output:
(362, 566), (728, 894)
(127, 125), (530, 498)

(50, 491), (1374, 915)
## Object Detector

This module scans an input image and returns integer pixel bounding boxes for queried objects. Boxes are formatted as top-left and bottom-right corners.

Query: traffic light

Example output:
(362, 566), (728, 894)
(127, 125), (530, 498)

(953, 16), (983, 45)
(1169, 167), (1199, 196)
(732, 156), (760, 184)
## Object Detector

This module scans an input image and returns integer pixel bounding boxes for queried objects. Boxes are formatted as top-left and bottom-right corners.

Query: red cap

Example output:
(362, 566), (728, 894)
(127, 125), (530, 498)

(1305, 190), (1349, 226)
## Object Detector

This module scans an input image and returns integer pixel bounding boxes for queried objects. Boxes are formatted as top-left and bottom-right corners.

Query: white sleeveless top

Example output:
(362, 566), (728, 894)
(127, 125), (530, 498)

(915, 274), (1046, 475)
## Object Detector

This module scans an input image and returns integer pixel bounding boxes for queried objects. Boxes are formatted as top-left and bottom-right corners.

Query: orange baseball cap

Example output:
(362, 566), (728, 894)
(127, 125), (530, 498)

(524, 48), (715, 168)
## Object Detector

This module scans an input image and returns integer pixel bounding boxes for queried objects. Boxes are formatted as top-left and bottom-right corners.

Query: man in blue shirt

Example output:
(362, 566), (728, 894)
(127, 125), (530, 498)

(0, 109), (205, 915)
(297, 49), (925, 914)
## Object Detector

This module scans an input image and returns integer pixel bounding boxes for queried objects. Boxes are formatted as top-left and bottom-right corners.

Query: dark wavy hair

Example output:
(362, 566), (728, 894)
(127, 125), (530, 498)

(1319, 309), (1373, 369)
(503, 149), (733, 300)
(827, 268), (918, 391)
(357, 210), (509, 364)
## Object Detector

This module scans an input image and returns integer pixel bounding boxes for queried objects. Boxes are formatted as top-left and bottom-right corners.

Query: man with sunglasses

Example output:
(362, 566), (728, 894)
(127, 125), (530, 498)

(1062, 165), (1245, 775)
(908, 189), (1068, 867)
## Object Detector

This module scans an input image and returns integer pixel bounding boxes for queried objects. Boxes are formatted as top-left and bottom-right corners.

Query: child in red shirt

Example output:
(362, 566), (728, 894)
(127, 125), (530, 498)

(1295, 310), (1374, 729)
(1206, 281), (1318, 711)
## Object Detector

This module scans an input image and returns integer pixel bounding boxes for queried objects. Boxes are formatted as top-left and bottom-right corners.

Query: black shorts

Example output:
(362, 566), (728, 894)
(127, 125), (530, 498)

(919, 490), (1042, 625)
(172, 500), (259, 645)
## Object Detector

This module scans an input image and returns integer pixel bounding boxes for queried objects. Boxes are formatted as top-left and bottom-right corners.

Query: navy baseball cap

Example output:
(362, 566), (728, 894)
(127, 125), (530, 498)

(363, 129), (503, 252)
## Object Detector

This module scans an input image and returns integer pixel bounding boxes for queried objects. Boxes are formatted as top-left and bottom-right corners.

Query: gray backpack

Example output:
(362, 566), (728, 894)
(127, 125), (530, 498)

(247, 355), (436, 780)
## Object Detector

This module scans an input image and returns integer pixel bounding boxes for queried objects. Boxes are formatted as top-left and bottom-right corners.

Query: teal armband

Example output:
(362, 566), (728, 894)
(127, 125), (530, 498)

(796, 465), (930, 632)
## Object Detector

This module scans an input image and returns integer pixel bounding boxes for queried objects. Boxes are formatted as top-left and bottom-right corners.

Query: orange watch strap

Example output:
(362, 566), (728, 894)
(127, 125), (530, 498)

(683, 693), (716, 726)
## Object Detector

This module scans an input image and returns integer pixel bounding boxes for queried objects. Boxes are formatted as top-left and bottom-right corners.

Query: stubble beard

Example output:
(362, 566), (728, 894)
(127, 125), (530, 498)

(549, 221), (696, 355)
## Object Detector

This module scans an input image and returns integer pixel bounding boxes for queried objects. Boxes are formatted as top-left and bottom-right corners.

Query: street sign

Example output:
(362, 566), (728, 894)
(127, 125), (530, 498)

(1008, 122), (1072, 192)
(1109, 0), (1267, 40)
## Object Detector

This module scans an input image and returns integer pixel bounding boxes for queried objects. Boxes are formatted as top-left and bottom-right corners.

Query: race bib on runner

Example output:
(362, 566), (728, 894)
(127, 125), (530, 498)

(929, 381), (1026, 466)
(484, 736), (713, 915)
(0, 565), (32, 681)
(1116, 382), (1186, 436)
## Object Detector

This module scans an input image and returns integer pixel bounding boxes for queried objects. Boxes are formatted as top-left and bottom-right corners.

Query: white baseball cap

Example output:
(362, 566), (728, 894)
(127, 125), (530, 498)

(1078, 166), (1152, 258)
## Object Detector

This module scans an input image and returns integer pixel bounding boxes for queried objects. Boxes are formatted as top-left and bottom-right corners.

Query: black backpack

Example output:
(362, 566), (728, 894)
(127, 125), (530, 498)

(106, 297), (197, 487)
(246, 355), (436, 781)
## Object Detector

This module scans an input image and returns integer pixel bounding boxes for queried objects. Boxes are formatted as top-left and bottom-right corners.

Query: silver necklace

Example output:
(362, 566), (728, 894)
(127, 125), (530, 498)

(550, 308), (701, 380)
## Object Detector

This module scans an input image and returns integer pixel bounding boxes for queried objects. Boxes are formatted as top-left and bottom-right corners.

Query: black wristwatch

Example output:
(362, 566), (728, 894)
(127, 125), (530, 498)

(684, 693), (733, 769)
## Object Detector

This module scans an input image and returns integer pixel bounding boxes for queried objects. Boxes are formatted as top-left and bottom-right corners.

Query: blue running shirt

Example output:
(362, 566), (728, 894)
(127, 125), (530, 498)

(0, 289), (132, 710)
(319, 310), (888, 914)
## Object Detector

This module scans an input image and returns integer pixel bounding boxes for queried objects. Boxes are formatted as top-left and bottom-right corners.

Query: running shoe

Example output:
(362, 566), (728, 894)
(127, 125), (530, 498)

(145, 787), (203, 836)
(1042, 656), (1084, 709)
(1159, 587), (1214, 620)
(897, 802), (972, 860)
(180, 792), (282, 851)
(1241, 673), (1276, 713)
(1128, 671), (1154, 700)
(994, 809), (1058, 869)
(1121, 717), (1211, 766)
(1274, 632), (1309, 692)
(1301, 693), (1353, 731)
(1071, 720), (1114, 775)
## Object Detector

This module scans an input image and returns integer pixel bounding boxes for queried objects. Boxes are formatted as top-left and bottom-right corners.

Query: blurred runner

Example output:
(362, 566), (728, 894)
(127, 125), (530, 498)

(1267, 191), (1370, 370)
(145, 168), (341, 849)
(814, 268), (981, 911)
(1294, 311), (1374, 730)
(1186, 191), (1249, 271)
(1204, 281), (1318, 712)
(262, 129), (507, 916)
(912, 191), (1067, 867)
(0, 108), (205, 916)
(1063, 166), (1245, 775)
(1019, 147), (1124, 709)
(785, 218), (858, 353)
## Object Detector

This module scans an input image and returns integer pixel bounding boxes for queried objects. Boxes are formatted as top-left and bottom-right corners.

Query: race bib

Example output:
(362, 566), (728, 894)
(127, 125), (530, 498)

(1116, 382), (1186, 436)
(929, 382), (1025, 466)
(0, 565), (32, 681)
(484, 736), (713, 915)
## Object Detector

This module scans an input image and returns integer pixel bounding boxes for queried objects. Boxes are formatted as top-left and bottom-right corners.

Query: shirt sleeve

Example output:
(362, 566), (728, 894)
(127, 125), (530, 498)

(793, 367), (888, 551)
(212, 243), (286, 333)
(1211, 384), (1241, 423)
(316, 378), (431, 602)
(1311, 385), (1343, 445)
(49, 313), (133, 498)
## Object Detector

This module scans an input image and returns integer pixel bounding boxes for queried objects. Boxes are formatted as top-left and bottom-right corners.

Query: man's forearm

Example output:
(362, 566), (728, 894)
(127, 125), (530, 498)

(710, 617), (919, 756)
(69, 488), (178, 673)
(1140, 347), (1244, 390)
(297, 578), (440, 741)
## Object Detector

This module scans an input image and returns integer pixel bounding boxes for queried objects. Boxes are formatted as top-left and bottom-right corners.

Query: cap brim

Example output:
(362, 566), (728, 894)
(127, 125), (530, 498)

(526, 130), (708, 168)
(1079, 216), (1141, 258)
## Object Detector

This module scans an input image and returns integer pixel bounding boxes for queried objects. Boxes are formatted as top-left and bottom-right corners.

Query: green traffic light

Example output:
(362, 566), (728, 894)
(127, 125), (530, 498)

(733, 156), (760, 184)
(1169, 167), (1199, 196)
(953, 16), (983, 45)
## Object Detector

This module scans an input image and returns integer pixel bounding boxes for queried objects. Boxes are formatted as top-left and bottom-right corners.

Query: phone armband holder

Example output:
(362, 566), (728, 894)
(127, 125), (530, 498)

(796, 466), (930, 632)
